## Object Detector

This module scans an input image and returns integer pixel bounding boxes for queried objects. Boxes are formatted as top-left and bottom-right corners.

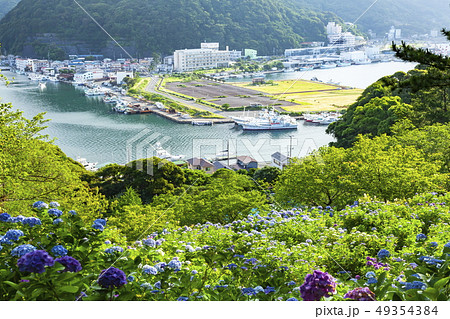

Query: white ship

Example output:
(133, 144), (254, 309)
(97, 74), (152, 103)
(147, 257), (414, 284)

(76, 156), (97, 171)
(154, 142), (185, 161)
(242, 115), (298, 130)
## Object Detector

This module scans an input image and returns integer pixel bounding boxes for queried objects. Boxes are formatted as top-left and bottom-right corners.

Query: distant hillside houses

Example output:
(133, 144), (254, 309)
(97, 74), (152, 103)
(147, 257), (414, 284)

(173, 42), (241, 72)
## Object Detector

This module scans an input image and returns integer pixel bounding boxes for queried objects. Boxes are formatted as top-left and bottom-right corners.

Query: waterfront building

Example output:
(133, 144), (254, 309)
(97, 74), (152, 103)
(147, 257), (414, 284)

(116, 71), (133, 84)
(15, 58), (33, 72)
(173, 42), (235, 72)
(340, 50), (367, 62)
(73, 71), (94, 83)
(235, 156), (258, 170)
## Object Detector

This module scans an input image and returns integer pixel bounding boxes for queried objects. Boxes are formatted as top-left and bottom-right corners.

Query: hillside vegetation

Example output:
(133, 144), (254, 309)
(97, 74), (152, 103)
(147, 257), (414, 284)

(0, 0), (338, 58)
(296, 0), (450, 36)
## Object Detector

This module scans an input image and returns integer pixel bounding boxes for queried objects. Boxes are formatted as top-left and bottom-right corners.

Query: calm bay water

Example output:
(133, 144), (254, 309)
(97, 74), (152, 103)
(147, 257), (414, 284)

(0, 62), (415, 165)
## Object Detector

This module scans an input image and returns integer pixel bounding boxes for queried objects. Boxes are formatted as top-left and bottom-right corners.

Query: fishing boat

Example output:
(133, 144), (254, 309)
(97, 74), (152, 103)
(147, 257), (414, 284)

(320, 63), (337, 69)
(154, 142), (185, 161)
(76, 156), (97, 171)
(242, 115), (297, 131)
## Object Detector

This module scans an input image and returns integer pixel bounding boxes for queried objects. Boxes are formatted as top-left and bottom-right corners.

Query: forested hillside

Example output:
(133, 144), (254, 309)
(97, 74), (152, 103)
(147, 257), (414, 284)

(296, 0), (450, 36)
(0, 0), (338, 58)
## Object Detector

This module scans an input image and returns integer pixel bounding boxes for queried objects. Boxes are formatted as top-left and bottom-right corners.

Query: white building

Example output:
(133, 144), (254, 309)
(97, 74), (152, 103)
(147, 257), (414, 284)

(173, 42), (234, 72)
(90, 69), (105, 80)
(116, 71), (133, 84)
(74, 71), (94, 83)
(15, 58), (33, 72)
(31, 60), (50, 73)
(328, 32), (356, 47)
(327, 22), (342, 35)
(340, 50), (367, 62)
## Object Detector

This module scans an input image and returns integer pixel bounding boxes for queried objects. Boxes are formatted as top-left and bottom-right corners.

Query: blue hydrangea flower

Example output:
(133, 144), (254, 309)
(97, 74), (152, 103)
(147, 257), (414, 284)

(0, 236), (12, 245)
(416, 233), (427, 241)
(98, 267), (127, 289)
(10, 216), (25, 223)
(127, 275), (135, 282)
(92, 223), (104, 231)
(22, 217), (42, 227)
(94, 219), (106, 226)
(142, 265), (158, 275)
(53, 218), (63, 225)
(68, 210), (77, 216)
(48, 208), (63, 217)
(17, 250), (54, 273)
(185, 245), (195, 252)
(225, 263), (238, 270)
(365, 271), (376, 278)
(367, 278), (378, 285)
(140, 283), (152, 290)
(32, 201), (48, 209)
(402, 281), (427, 290)
(177, 296), (189, 301)
(51, 245), (68, 257)
(11, 244), (37, 257)
(377, 249), (390, 259)
(254, 286), (264, 294)
(444, 242), (450, 249)
(429, 242), (438, 248)
(154, 281), (161, 289)
(287, 297), (298, 301)
(49, 202), (60, 208)
(55, 256), (82, 272)
(142, 238), (156, 247)
(4, 229), (24, 241)
(264, 286), (275, 294)
(104, 246), (124, 254)
(0, 244), (2, 251)
(168, 258), (182, 271)
(154, 262), (166, 272)
(242, 287), (257, 296)
(0, 213), (11, 222)
(287, 281), (296, 286)
(191, 270), (198, 275)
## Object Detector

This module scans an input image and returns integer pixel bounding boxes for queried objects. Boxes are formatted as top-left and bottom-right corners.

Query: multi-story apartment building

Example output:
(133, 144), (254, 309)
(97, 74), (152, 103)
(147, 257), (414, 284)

(173, 42), (240, 72)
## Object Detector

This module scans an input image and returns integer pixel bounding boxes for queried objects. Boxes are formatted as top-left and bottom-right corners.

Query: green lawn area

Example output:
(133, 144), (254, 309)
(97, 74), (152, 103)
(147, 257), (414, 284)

(280, 89), (363, 112)
(231, 79), (339, 94)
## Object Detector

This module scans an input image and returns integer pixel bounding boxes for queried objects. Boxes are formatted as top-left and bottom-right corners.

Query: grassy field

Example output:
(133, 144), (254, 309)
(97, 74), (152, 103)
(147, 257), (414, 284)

(232, 80), (363, 112)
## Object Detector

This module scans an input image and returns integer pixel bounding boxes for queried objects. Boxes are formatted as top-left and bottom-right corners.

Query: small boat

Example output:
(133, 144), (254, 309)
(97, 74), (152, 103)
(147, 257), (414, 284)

(354, 59), (372, 65)
(242, 115), (297, 131)
(154, 142), (185, 161)
(192, 121), (213, 126)
(76, 156), (97, 171)
(320, 63), (337, 69)
(298, 65), (314, 71)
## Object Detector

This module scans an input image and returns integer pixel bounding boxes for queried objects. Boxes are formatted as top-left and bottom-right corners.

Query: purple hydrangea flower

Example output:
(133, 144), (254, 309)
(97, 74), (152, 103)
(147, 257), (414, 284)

(264, 286), (275, 294)
(344, 287), (376, 301)
(98, 267), (127, 289)
(48, 208), (63, 217)
(11, 244), (37, 257)
(55, 256), (82, 272)
(142, 238), (156, 247)
(51, 245), (68, 257)
(17, 250), (55, 273)
(299, 270), (337, 301)
(32, 201), (48, 209)
(225, 263), (238, 270)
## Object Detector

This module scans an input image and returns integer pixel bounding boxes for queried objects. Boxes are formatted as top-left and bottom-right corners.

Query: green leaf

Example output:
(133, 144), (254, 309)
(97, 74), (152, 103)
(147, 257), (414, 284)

(58, 286), (80, 293)
(433, 277), (450, 290)
(3, 281), (20, 290)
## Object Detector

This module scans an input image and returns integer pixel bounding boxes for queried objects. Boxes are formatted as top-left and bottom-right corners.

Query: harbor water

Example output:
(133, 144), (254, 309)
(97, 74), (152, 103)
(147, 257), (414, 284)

(0, 62), (416, 166)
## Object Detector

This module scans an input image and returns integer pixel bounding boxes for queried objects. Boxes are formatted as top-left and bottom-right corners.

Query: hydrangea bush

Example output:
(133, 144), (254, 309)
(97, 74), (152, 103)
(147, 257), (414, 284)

(0, 194), (448, 301)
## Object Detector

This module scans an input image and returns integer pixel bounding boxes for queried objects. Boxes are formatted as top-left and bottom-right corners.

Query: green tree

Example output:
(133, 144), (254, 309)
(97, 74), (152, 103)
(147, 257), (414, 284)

(253, 166), (281, 185)
(0, 103), (106, 218)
